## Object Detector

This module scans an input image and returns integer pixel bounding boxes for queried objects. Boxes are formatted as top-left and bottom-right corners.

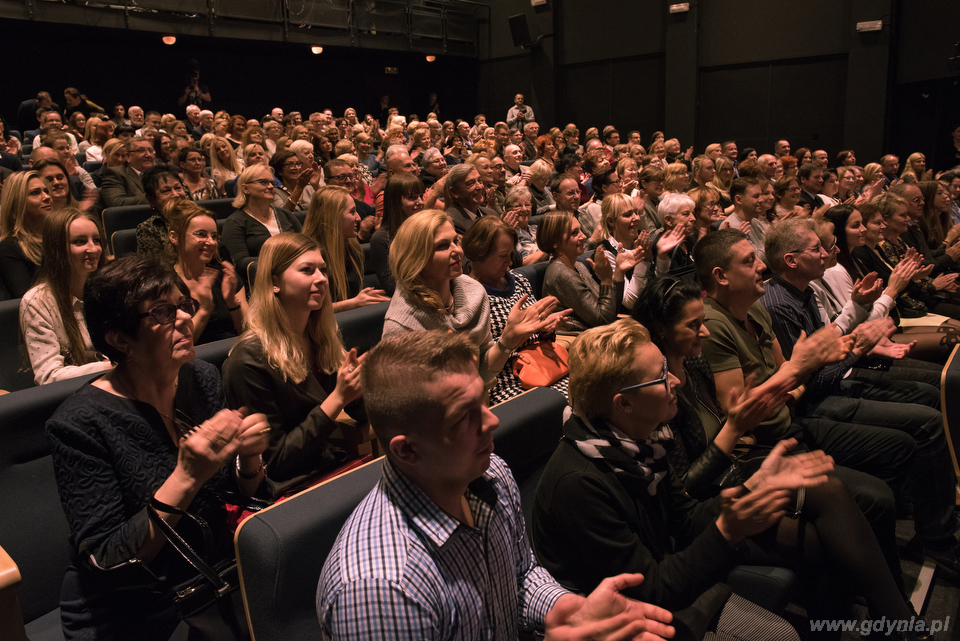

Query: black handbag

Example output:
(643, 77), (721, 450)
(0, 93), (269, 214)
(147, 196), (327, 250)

(147, 497), (248, 641)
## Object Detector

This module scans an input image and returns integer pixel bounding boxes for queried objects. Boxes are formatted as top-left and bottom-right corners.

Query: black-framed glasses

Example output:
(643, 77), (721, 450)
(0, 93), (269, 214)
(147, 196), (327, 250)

(327, 173), (355, 184)
(620, 356), (670, 393)
(138, 297), (200, 324)
(248, 179), (274, 187)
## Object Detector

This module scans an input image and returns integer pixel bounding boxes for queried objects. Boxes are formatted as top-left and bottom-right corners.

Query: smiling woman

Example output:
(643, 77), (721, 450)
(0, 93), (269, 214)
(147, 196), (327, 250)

(20, 207), (113, 384)
(222, 232), (364, 497)
(0, 171), (52, 297)
(384, 209), (566, 385)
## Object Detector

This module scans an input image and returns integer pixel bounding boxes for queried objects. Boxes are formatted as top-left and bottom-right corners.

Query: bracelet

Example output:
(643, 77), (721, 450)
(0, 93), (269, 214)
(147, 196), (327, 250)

(236, 455), (264, 480)
(227, 303), (241, 312)
(496, 336), (515, 354)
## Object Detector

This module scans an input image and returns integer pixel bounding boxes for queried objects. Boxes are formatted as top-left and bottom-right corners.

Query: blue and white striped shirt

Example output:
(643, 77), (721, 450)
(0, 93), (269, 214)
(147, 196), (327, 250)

(317, 454), (569, 640)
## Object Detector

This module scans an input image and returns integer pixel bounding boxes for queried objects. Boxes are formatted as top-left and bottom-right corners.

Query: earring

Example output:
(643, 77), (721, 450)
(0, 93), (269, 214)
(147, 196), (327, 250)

(273, 286), (280, 294)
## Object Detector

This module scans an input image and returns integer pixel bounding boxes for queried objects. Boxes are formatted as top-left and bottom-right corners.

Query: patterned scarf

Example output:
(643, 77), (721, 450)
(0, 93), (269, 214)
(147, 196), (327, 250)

(567, 415), (673, 495)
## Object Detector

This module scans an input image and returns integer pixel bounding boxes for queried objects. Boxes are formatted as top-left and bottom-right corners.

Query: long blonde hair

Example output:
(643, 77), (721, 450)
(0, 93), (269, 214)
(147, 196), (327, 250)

(209, 135), (241, 177)
(237, 232), (344, 382)
(389, 209), (452, 314)
(302, 186), (363, 303)
(0, 171), (47, 265)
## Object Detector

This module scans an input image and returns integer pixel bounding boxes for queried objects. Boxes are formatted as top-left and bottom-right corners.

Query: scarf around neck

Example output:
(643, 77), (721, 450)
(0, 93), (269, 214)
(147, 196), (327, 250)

(567, 414), (673, 495)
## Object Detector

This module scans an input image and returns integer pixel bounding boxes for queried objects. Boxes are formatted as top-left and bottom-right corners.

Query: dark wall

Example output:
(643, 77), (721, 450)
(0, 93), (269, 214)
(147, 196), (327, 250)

(2, 18), (479, 128)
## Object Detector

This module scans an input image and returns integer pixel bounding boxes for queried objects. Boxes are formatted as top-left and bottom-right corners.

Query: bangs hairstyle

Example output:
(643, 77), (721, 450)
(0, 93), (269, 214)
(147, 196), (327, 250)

(383, 173), (425, 238)
(302, 186), (363, 304)
(238, 232), (344, 382)
(166, 200), (217, 261)
(0, 170), (47, 265)
(461, 215), (518, 263)
(84, 255), (188, 363)
(536, 211), (575, 257)
(632, 277), (704, 352)
(389, 209), (454, 314)
(33, 207), (107, 367)
(600, 193), (638, 238)
(361, 330), (478, 448)
(568, 318), (652, 420)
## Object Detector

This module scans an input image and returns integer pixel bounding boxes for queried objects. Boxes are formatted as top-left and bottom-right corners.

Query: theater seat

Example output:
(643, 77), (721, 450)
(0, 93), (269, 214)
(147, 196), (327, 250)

(0, 372), (100, 641)
(335, 301), (388, 354)
(512, 261), (550, 300)
(82, 161), (102, 173)
(0, 298), (35, 393)
(101, 204), (153, 250)
(234, 457), (384, 641)
(110, 228), (138, 259)
(194, 337), (238, 371)
(197, 198), (237, 220)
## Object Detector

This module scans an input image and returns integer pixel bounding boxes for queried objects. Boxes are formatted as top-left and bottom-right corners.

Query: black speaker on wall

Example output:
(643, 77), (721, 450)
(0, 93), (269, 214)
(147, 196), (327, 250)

(509, 14), (532, 49)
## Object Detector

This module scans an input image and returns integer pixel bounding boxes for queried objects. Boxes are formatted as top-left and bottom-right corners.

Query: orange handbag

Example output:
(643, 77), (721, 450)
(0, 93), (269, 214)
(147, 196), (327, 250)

(512, 340), (569, 389)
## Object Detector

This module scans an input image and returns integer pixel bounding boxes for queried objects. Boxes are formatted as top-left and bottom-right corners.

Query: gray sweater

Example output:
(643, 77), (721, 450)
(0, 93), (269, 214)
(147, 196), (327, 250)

(543, 260), (623, 335)
(383, 275), (497, 383)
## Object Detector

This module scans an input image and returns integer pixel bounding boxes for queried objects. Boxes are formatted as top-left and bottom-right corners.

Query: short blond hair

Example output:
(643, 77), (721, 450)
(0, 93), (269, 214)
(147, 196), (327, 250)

(600, 193), (637, 238)
(568, 318), (651, 420)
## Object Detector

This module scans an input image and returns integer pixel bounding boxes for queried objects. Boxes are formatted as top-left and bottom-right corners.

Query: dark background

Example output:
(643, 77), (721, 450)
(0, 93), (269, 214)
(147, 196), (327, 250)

(4, 0), (959, 170)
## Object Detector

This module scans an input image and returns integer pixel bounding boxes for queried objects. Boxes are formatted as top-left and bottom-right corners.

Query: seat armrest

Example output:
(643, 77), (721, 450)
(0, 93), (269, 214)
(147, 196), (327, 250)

(0, 544), (27, 641)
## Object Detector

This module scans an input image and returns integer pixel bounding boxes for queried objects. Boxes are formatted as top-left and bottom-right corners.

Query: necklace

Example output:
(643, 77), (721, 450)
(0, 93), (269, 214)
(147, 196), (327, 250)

(110, 370), (179, 424)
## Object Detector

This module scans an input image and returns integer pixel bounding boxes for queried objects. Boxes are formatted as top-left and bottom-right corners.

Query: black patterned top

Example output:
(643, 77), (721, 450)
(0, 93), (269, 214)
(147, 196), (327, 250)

(482, 272), (569, 405)
(46, 360), (239, 636)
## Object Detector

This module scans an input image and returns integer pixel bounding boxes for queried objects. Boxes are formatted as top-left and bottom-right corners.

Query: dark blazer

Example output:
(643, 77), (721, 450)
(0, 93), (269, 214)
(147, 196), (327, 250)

(221, 337), (364, 497)
(0, 237), (38, 298)
(798, 190), (822, 210)
(221, 207), (302, 266)
(902, 223), (957, 276)
(445, 203), (497, 235)
(101, 164), (147, 207)
(0, 151), (22, 173)
(532, 416), (736, 623)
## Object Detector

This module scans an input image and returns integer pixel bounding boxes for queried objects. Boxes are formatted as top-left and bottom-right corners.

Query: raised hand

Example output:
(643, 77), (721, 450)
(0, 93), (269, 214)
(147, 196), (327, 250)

(588, 246), (615, 283)
(851, 272), (883, 307)
(334, 349), (365, 405)
(177, 409), (246, 486)
(748, 438), (834, 492)
(655, 225), (687, 256)
(726, 375), (791, 438)
(787, 324), (849, 376)
(501, 295), (572, 348)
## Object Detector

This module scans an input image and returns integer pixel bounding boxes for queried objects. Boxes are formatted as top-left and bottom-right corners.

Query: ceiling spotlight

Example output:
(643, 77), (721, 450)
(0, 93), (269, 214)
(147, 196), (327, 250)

(162, 35), (176, 45)
(311, 46), (324, 54)
(426, 55), (436, 62)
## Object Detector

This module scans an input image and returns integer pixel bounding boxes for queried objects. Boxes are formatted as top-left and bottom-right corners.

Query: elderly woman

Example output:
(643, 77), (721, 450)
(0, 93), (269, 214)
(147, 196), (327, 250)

(504, 186), (548, 265)
(773, 175), (803, 219)
(528, 158), (556, 215)
(222, 233), (365, 497)
(269, 149), (316, 212)
(535, 134), (557, 169)
(638, 166), (665, 230)
(687, 185), (723, 238)
(179, 147), (220, 201)
(540, 211), (639, 336)
(222, 165), (303, 267)
(533, 318), (817, 641)
(383, 209), (565, 385)
(463, 215), (569, 404)
(418, 147), (447, 190)
(649, 192), (697, 277)
(47, 255), (269, 639)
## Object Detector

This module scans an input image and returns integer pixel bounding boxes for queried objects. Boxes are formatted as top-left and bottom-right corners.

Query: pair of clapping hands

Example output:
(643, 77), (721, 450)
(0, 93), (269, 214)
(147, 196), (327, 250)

(176, 407), (271, 486)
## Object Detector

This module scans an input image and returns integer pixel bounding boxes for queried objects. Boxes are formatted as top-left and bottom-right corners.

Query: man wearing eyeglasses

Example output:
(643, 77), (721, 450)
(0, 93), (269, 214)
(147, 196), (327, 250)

(102, 137), (156, 208)
(890, 182), (960, 275)
(759, 219), (960, 579)
(695, 229), (914, 585)
(325, 160), (377, 242)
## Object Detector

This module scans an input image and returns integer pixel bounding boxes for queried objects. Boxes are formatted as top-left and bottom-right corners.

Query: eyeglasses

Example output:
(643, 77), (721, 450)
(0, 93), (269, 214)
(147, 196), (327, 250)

(788, 244), (824, 255)
(248, 179), (274, 187)
(620, 356), (670, 393)
(822, 243), (838, 254)
(138, 298), (200, 324)
(283, 161), (303, 169)
(191, 230), (220, 242)
(327, 173), (355, 183)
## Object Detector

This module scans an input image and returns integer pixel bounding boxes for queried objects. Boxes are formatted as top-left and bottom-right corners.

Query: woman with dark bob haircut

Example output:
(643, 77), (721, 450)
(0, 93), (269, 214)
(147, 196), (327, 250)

(46, 254), (270, 640)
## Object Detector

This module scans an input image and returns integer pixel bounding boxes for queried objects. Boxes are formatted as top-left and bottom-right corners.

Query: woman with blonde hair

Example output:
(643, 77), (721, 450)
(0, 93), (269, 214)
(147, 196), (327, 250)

(384, 209), (565, 384)
(167, 200), (246, 344)
(595, 192), (651, 309)
(20, 207), (112, 385)
(528, 158), (556, 215)
(0, 170), (51, 297)
(663, 162), (691, 193)
(243, 143), (268, 169)
(222, 232), (364, 497)
(709, 156), (735, 209)
(691, 154), (715, 189)
(209, 135), (241, 192)
(302, 185), (388, 312)
(901, 152), (933, 182)
(862, 162), (883, 187)
(222, 164), (303, 266)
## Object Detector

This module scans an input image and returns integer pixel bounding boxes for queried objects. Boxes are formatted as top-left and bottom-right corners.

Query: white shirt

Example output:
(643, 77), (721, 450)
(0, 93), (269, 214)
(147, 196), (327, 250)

(19, 283), (112, 385)
(822, 263), (897, 323)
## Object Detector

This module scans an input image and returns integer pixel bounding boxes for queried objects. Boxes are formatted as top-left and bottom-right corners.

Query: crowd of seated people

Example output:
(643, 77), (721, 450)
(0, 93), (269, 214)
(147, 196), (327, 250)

(4, 87), (960, 640)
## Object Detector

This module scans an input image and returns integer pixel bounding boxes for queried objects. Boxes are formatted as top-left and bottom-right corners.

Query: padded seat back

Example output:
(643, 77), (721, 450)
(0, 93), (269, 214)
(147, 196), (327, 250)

(194, 337), (237, 372)
(101, 204), (153, 242)
(0, 372), (99, 622)
(490, 387), (567, 531)
(335, 301), (388, 354)
(82, 160), (102, 173)
(0, 298), (35, 392)
(235, 458), (384, 641)
(111, 228), (138, 259)
(512, 261), (550, 300)
(198, 198), (237, 220)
